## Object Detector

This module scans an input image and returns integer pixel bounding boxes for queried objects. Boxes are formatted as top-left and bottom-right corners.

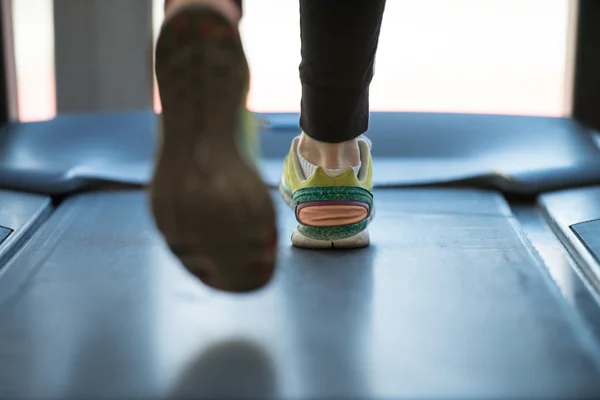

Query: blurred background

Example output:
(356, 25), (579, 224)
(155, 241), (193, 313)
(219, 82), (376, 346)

(13, 0), (571, 121)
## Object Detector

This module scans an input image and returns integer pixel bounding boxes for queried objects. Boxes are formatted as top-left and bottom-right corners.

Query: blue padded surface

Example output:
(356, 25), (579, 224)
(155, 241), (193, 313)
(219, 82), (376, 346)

(1, 110), (600, 195)
(260, 112), (600, 193)
(0, 111), (155, 194)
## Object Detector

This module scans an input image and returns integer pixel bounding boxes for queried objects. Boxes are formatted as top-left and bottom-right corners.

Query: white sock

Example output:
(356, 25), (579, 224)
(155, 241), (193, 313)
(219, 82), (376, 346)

(297, 146), (361, 179)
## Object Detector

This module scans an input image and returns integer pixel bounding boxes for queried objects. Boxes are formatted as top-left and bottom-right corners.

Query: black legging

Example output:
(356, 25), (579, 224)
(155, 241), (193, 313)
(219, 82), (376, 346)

(298, 0), (386, 143)
(170, 0), (387, 143)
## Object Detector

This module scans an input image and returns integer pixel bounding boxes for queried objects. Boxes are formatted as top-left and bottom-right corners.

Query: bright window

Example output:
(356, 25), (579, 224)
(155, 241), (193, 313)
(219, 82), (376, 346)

(239, 0), (571, 116)
(12, 0), (55, 121)
(13, 0), (571, 121)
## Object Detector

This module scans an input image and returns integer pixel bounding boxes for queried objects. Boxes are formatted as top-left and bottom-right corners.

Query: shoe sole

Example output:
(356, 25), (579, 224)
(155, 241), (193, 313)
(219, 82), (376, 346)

(279, 184), (371, 249)
(151, 5), (277, 292)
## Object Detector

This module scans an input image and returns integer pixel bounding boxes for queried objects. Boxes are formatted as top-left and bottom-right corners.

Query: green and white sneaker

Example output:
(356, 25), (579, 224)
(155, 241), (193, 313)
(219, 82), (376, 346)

(279, 136), (374, 249)
(151, 3), (277, 292)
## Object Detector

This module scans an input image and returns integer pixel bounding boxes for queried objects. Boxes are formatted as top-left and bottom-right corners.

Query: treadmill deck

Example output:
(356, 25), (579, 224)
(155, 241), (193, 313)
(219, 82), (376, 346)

(0, 188), (598, 398)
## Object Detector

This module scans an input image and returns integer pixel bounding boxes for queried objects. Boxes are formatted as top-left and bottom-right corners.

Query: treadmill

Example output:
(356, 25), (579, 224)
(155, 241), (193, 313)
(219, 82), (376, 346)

(1, 0), (600, 398)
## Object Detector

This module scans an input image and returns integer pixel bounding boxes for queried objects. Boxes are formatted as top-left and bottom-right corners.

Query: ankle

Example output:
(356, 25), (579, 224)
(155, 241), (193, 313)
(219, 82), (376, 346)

(298, 132), (360, 170)
(164, 0), (241, 25)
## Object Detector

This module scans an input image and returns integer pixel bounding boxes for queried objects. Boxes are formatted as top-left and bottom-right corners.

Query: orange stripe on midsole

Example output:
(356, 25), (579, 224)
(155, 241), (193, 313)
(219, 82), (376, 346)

(297, 205), (368, 227)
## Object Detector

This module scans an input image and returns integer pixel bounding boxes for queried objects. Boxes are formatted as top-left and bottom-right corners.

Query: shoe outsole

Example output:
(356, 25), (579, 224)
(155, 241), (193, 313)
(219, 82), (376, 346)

(151, 5), (277, 293)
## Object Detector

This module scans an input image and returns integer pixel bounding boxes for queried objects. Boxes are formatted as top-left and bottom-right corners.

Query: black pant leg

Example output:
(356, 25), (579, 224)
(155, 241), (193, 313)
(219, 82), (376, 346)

(299, 0), (386, 143)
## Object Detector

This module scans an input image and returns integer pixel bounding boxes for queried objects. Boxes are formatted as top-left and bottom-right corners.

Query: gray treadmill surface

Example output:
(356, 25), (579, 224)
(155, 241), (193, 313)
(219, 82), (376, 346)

(2, 110), (600, 195)
(0, 190), (52, 269)
(0, 188), (599, 399)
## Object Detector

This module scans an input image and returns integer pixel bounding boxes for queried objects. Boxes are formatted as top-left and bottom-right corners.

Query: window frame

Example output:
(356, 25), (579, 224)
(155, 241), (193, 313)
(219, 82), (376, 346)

(0, 0), (18, 127)
(572, 0), (600, 131)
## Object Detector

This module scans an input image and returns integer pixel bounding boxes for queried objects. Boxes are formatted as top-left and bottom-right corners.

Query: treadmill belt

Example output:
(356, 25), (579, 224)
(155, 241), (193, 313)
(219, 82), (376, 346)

(0, 188), (598, 398)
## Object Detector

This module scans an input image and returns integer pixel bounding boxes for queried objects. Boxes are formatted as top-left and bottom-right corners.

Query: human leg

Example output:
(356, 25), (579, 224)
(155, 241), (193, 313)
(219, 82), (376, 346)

(298, 0), (386, 145)
(280, 0), (386, 248)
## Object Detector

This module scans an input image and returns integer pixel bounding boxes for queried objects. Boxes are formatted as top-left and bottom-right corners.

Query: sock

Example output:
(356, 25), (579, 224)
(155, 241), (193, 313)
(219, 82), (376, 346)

(297, 147), (361, 179)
